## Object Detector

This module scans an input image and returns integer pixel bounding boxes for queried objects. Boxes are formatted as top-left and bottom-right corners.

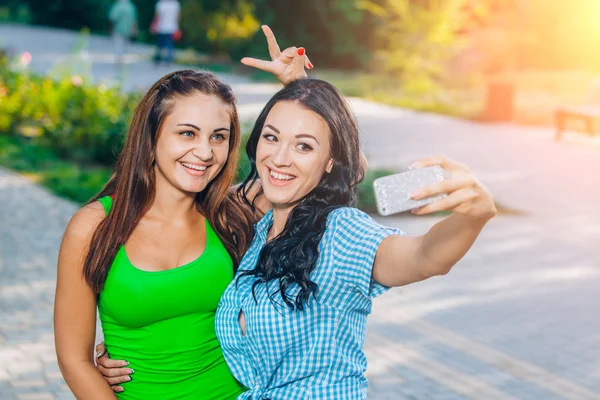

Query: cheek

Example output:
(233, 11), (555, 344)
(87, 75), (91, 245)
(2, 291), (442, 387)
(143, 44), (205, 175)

(156, 136), (185, 160)
(215, 143), (230, 159)
(212, 144), (230, 168)
(154, 138), (171, 163)
(255, 142), (268, 162)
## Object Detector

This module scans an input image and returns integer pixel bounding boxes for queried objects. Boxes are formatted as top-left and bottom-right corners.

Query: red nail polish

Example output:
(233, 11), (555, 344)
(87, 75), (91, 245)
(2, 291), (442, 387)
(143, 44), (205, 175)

(308, 62), (314, 69)
(297, 48), (305, 56)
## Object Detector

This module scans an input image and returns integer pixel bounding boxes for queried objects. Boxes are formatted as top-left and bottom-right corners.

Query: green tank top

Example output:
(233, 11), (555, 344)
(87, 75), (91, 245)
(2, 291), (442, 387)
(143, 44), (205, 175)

(97, 196), (246, 399)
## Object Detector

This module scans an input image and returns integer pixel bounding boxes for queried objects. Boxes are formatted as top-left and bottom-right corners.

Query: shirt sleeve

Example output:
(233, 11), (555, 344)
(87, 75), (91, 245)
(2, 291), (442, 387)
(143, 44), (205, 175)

(329, 207), (404, 299)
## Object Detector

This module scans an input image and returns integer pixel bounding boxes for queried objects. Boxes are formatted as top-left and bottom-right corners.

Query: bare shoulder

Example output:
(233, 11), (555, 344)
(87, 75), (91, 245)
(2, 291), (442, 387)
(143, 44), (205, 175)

(63, 201), (106, 244)
(57, 201), (107, 280)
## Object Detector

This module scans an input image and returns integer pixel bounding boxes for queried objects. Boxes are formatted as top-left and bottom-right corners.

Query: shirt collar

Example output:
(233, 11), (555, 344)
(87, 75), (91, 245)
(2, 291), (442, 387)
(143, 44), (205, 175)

(254, 209), (273, 241)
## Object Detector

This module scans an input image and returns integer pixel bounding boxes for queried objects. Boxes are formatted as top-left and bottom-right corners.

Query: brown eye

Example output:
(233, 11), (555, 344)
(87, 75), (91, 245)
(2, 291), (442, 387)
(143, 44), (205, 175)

(297, 143), (313, 152)
(262, 134), (277, 142)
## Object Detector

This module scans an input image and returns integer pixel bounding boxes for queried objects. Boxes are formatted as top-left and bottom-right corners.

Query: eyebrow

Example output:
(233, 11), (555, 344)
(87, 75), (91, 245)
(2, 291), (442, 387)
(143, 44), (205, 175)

(295, 134), (319, 144)
(264, 124), (319, 144)
(177, 123), (230, 133)
(264, 124), (280, 134)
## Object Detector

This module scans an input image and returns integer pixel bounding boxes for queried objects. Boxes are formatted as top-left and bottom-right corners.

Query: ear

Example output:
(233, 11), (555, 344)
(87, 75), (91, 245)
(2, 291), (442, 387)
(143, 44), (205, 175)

(325, 158), (334, 173)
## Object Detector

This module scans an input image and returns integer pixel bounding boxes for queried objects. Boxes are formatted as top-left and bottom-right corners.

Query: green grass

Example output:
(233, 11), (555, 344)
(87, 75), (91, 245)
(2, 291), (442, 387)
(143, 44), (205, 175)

(0, 135), (112, 204)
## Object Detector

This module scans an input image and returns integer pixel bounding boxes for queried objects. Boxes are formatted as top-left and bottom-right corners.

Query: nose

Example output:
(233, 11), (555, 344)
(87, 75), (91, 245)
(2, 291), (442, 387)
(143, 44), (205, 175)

(191, 139), (213, 162)
(271, 144), (292, 167)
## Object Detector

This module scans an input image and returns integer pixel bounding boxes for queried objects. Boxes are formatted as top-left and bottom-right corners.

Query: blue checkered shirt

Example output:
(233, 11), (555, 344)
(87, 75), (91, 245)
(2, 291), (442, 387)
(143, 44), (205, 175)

(215, 207), (404, 399)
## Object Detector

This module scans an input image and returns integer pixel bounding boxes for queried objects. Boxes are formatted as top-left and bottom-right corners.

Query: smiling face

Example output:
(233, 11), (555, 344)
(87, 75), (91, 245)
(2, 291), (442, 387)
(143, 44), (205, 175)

(154, 91), (232, 195)
(256, 101), (334, 210)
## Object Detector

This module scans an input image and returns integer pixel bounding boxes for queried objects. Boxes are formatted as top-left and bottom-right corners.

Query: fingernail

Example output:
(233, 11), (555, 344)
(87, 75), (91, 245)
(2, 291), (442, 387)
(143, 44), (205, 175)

(411, 190), (423, 199)
(297, 47), (305, 56)
(117, 387), (124, 392)
(308, 62), (314, 69)
(129, 369), (134, 374)
(127, 376), (132, 381)
(96, 351), (103, 358)
(409, 162), (418, 170)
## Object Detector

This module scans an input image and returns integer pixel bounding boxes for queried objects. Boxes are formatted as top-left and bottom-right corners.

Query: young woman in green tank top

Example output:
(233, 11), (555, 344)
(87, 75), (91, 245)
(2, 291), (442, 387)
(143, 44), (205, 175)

(54, 26), (311, 399)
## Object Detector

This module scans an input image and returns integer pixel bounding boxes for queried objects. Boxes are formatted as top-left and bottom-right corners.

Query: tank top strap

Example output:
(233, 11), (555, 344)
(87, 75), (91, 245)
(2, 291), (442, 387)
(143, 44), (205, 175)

(97, 195), (114, 216)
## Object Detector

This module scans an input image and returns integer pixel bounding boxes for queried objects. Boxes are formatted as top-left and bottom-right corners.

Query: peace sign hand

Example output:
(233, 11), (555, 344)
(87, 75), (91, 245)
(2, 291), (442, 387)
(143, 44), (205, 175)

(241, 25), (313, 86)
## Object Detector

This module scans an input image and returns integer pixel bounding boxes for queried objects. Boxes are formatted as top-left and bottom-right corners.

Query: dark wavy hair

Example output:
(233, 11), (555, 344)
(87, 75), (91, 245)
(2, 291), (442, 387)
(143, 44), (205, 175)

(238, 79), (364, 310)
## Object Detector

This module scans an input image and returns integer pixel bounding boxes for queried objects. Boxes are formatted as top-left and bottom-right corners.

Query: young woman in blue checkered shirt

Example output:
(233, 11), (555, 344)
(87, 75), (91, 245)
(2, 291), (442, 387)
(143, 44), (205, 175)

(212, 79), (496, 399)
(97, 79), (495, 398)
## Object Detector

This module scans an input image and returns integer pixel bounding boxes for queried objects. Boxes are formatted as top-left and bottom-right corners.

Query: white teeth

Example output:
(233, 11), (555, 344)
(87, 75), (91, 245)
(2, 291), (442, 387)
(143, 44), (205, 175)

(270, 170), (294, 180)
(181, 162), (207, 171)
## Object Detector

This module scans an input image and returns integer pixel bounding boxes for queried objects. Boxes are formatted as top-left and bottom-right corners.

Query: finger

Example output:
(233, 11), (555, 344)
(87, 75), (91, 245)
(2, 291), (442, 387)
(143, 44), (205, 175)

(280, 46), (297, 60)
(240, 57), (275, 73)
(293, 47), (306, 75)
(95, 342), (106, 359)
(410, 174), (474, 200)
(97, 354), (130, 369)
(111, 386), (125, 393)
(412, 188), (476, 215)
(410, 155), (468, 172)
(261, 25), (281, 60)
(304, 53), (314, 69)
(107, 374), (132, 386)
(97, 364), (133, 378)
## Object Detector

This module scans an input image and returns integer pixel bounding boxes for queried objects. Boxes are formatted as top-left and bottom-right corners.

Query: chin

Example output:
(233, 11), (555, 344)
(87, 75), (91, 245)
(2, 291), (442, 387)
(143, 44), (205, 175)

(178, 180), (210, 195)
(263, 191), (299, 209)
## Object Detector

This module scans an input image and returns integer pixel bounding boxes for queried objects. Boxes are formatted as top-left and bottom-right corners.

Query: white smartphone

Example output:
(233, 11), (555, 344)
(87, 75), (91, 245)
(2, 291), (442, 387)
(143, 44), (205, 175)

(373, 166), (447, 216)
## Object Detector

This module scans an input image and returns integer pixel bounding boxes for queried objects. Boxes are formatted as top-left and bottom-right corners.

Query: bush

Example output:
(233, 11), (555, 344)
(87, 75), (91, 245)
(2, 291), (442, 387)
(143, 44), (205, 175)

(0, 135), (113, 204)
(0, 59), (139, 166)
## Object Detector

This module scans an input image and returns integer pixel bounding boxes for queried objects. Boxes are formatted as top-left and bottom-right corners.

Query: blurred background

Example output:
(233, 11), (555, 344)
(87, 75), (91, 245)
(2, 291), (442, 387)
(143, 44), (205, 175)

(1, 1), (599, 399)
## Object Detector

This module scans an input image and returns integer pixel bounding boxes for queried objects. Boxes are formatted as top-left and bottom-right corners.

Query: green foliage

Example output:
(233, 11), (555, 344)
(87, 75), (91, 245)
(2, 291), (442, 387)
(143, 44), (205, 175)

(235, 127), (252, 183)
(251, 0), (376, 69)
(0, 3), (31, 23)
(363, 0), (470, 95)
(0, 57), (139, 166)
(0, 135), (112, 204)
(24, 0), (114, 31)
(180, 0), (260, 58)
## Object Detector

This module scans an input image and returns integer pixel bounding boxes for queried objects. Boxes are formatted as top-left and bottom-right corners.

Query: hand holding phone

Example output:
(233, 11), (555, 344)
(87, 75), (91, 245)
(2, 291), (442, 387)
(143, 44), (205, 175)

(373, 166), (448, 216)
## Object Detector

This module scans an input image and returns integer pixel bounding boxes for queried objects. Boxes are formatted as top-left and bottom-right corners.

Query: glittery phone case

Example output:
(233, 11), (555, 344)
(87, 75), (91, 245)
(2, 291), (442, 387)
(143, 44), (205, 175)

(373, 166), (447, 216)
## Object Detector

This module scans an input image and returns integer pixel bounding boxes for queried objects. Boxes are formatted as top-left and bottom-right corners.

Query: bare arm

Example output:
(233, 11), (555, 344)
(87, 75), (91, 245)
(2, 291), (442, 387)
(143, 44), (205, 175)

(54, 202), (117, 399)
(373, 156), (496, 287)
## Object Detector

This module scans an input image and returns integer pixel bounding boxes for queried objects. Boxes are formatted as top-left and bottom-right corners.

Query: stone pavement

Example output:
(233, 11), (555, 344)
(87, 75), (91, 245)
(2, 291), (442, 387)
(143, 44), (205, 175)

(1, 23), (600, 399)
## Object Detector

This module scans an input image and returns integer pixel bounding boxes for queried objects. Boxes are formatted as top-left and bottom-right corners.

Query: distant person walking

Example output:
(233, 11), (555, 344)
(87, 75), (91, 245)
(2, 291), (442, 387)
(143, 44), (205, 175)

(151, 0), (181, 66)
(108, 0), (138, 65)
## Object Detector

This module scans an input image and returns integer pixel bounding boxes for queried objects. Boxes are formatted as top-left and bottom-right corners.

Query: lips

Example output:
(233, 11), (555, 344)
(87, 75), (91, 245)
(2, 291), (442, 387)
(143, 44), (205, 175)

(267, 167), (296, 187)
(180, 161), (211, 176)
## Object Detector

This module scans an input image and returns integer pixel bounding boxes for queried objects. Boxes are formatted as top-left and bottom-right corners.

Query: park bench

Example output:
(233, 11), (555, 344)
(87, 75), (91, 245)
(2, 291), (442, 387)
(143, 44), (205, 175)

(555, 105), (600, 140)
(555, 80), (600, 140)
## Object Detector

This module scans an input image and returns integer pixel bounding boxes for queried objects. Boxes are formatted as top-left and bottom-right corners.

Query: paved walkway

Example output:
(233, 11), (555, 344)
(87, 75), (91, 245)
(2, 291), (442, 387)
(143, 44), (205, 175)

(1, 23), (599, 399)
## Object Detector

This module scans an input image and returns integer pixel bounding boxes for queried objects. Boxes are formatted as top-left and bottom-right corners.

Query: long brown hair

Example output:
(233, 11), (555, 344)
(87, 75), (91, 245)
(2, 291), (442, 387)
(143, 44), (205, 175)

(84, 70), (254, 293)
